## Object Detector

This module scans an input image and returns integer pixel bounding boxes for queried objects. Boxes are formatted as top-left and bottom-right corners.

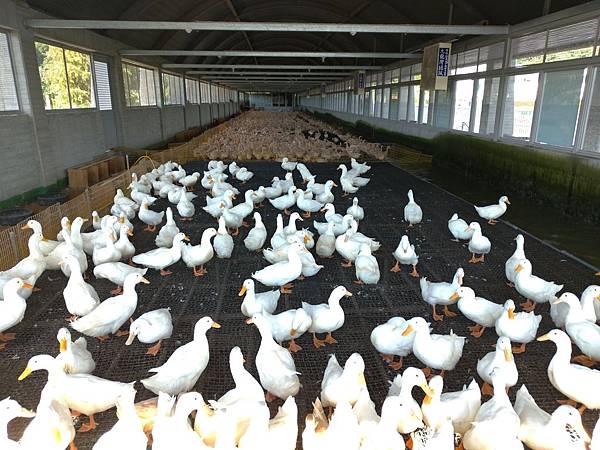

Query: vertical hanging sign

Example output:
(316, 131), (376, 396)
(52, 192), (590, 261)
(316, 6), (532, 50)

(354, 70), (366, 95)
(421, 42), (451, 91)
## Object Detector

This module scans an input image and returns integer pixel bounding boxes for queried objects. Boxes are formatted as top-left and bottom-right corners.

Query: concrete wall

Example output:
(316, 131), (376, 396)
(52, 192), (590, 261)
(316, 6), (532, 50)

(0, 0), (238, 202)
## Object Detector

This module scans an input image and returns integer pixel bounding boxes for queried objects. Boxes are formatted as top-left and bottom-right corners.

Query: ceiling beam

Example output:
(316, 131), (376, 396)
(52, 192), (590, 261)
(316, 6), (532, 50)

(204, 76), (345, 80)
(121, 50), (420, 58)
(163, 64), (382, 69)
(187, 71), (352, 75)
(27, 19), (509, 35)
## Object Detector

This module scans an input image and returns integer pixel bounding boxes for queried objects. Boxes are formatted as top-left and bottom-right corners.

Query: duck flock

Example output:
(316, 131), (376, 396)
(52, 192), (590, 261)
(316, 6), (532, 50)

(0, 153), (600, 450)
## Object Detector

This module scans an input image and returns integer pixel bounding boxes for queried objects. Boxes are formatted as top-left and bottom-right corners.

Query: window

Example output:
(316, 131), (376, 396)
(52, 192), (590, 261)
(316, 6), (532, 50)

(411, 64), (422, 81)
(433, 88), (452, 128)
(200, 82), (210, 103)
(475, 77), (500, 135)
(502, 73), (539, 139)
(94, 61), (112, 111)
(398, 86), (408, 120)
(537, 69), (586, 147)
(374, 88), (382, 117)
(455, 49), (479, 75)
(36, 41), (95, 110)
(510, 31), (546, 67)
(545, 19), (597, 63)
(389, 87), (399, 120)
(391, 69), (400, 84)
(0, 31), (19, 112)
(122, 62), (157, 107)
(583, 70), (600, 153)
(421, 90), (430, 124)
(185, 78), (200, 104)
(162, 73), (183, 105)
(453, 79), (474, 131)
(401, 66), (411, 82)
(382, 87), (390, 119)
(408, 85), (420, 121)
(478, 42), (505, 72)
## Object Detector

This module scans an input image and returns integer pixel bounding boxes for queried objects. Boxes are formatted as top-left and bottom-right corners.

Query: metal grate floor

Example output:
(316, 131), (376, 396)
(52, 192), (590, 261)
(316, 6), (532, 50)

(2, 161), (598, 448)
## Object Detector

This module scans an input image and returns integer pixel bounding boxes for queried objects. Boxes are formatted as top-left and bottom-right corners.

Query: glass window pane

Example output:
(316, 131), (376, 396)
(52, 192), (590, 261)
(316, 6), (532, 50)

(583, 70), (600, 153)
(510, 31), (546, 67)
(421, 90), (430, 124)
(473, 79), (485, 133)
(0, 32), (19, 111)
(434, 87), (452, 128)
(375, 88), (382, 117)
(408, 85), (420, 121)
(389, 87), (399, 120)
(453, 79), (474, 131)
(398, 86), (408, 120)
(502, 73), (540, 139)
(36, 42), (70, 109)
(391, 69), (400, 84)
(478, 42), (505, 72)
(537, 69), (585, 147)
(456, 49), (479, 75)
(477, 77), (500, 135)
(94, 61), (112, 111)
(545, 20), (597, 63)
(401, 66), (411, 82)
(382, 87), (390, 119)
(64, 49), (95, 108)
(411, 64), (422, 81)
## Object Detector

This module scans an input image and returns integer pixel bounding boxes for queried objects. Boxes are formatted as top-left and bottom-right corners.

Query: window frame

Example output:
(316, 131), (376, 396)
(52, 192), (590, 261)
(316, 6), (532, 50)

(0, 29), (21, 114)
(121, 60), (158, 109)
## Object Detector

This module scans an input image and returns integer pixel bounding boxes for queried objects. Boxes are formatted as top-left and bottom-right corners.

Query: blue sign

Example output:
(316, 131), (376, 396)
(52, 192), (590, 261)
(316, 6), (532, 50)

(437, 47), (449, 77)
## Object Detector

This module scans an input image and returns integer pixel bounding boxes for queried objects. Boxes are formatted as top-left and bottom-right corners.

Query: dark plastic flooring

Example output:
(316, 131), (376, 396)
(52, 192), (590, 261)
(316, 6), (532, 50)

(3, 161), (598, 448)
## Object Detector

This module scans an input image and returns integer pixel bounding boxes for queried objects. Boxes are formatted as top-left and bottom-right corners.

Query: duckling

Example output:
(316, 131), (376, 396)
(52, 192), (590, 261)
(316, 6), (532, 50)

(404, 189), (423, 227)
(239, 278), (281, 317)
(93, 262), (147, 295)
(370, 317), (416, 371)
(244, 212), (267, 251)
(420, 267), (464, 322)
(62, 254), (99, 320)
(452, 286), (503, 338)
(391, 234), (419, 277)
(0, 397), (35, 449)
(422, 376), (481, 436)
(514, 384), (590, 450)
(70, 273), (149, 340)
(0, 278), (31, 349)
(214, 216), (234, 258)
(302, 286), (352, 348)
(346, 197), (364, 221)
(246, 313), (300, 402)
(132, 232), (189, 276)
(138, 199), (164, 232)
(115, 224), (135, 262)
(261, 308), (312, 353)
(126, 308), (173, 356)
(141, 316), (220, 396)
(181, 228), (217, 277)
(447, 213), (474, 241)
(320, 353), (366, 408)
(92, 388), (147, 450)
(475, 195), (511, 225)
(505, 234), (526, 288)
(494, 299), (541, 353)
(477, 336), (518, 396)
(355, 244), (380, 285)
(55, 327), (95, 374)
(466, 222), (491, 263)
(514, 259), (563, 312)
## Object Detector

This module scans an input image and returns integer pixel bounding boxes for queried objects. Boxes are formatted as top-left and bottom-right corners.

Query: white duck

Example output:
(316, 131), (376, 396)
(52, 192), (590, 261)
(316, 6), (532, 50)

(70, 272), (149, 339)
(419, 267), (464, 321)
(514, 259), (563, 312)
(515, 384), (590, 450)
(538, 329), (600, 413)
(321, 353), (366, 408)
(93, 262), (147, 294)
(505, 234), (526, 287)
(152, 392), (205, 450)
(355, 244), (380, 285)
(297, 189), (323, 218)
(281, 157), (297, 172)
(138, 199), (164, 232)
(236, 167), (254, 182)
(0, 278), (31, 349)
(244, 212), (267, 251)
(0, 233), (46, 298)
(494, 299), (542, 354)
(0, 397), (35, 450)
(422, 375), (481, 435)
(213, 216), (234, 258)
(21, 220), (60, 255)
(181, 228), (217, 277)
(246, 313), (300, 401)
(264, 178), (283, 199)
(302, 286), (352, 348)
(351, 158), (371, 175)
(92, 229), (121, 266)
(404, 189), (423, 226)
(229, 189), (255, 222)
(477, 336), (518, 396)
(316, 221), (336, 258)
(391, 234), (419, 277)
(176, 187), (195, 220)
(405, 317), (465, 377)
(132, 232), (188, 275)
(346, 197), (364, 221)
(554, 292), (600, 366)
(180, 171), (200, 191)
(551, 286), (598, 329)
(92, 388), (147, 450)
(55, 327), (95, 374)
(315, 181), (336, 205)
(462, 368), (523, 450)
(251, 186), (266, 206)
(115, 225), (135, 262)
(269, 186), (297, 215)
(475, 195), (511, 224)
(447, 213), (474, 241)
(387, 367), (432, 434)
(229, 161), (240, 176)
(18, 354), (135, 433)
(222, 204), (244, 235)
(296, 163), (314, 184)
(338, 164), (359, 195)
(335, 228), (362, 267)
(466, 222), (491, 263)
(154, 206), (179, 247)
(126, 308), (173, 356)
(452, 286), (503, 338)
(252, 242), (304, 294)
(141, 316), (220, 396)
(370, 316), (416, 371)
(62, 254), (99, 319)
(261, 308), (312, 353)
(239, 278), (281, 317)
